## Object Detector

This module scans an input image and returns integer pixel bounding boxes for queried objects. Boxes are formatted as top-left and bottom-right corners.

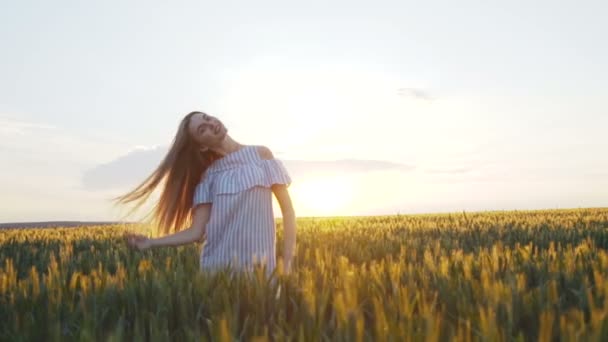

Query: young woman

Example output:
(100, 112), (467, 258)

(118, 111), (297, 275)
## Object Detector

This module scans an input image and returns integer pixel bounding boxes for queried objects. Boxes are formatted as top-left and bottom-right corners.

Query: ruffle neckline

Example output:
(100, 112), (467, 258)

(192, 146), (292, 203)
(206, 145), (253, 173)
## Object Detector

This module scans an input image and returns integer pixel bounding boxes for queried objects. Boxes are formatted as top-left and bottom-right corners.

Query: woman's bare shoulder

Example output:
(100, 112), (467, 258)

(255, 145), (274, 160)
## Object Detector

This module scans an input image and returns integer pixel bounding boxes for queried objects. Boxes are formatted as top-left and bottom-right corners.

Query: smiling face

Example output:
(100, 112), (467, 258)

(187, 112), (227, 149)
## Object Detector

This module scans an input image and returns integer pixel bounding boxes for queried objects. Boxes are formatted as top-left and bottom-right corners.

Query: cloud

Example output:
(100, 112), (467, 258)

(82, 145), (168, 190)
(81, 146), (415, 190)
(397, 87), (434, 101)
(283, 159), (415, 178)
(0, 116), (124, 166)
(424, 167), (475, 175)
(0, 117), (57, 138)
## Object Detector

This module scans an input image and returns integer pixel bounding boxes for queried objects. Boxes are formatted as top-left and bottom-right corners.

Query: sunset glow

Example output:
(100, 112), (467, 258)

(2, 1), (607, 222)
(286, 174), (357, 216)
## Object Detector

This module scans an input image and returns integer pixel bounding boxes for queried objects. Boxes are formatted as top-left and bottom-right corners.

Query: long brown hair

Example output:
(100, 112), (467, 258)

(114, 111), (221, 235)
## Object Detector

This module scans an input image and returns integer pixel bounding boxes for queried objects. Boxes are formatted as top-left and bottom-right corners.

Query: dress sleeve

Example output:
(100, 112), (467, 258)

(192, 174), (213, 206)
(261, 159), (292, 187)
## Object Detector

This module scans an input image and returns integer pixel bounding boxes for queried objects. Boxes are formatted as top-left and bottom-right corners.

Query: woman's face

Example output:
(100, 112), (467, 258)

(188, 112), (226, 148)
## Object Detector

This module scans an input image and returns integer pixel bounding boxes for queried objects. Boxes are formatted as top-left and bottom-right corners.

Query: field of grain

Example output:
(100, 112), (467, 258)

(1, 208), (608, 341)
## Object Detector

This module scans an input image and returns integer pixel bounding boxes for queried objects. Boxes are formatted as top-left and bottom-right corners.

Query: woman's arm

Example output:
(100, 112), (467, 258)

(272, 184), (296, 273)
(126, 203), (211, 250)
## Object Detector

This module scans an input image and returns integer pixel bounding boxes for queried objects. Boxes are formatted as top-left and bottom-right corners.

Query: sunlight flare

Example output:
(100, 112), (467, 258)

(287, 174), (357, 216)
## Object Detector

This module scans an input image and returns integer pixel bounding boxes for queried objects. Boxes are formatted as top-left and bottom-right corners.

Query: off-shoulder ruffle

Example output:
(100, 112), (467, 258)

(192, 159), (292, 206)
(192, 175), (213, 205)
(260, 158), (292, 187)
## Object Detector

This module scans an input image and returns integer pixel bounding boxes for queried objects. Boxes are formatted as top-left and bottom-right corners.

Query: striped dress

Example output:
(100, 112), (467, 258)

(192, 145), (292, 276)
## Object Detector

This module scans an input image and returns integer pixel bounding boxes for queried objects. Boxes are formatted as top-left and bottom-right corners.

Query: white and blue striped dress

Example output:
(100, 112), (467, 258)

(192, 145), (292, 276)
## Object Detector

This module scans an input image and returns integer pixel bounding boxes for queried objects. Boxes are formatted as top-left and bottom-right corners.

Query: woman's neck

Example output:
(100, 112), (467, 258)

(212, 135), (244, 156)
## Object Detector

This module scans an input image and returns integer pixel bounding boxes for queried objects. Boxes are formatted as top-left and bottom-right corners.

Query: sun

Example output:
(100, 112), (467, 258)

(286, 174), (356, 217)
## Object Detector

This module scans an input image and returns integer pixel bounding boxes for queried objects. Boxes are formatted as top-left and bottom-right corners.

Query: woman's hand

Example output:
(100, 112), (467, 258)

(124, 232), (153, 251)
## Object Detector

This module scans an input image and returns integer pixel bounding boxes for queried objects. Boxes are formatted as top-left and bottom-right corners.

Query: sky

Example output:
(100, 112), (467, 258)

(1, 0), (606, 222)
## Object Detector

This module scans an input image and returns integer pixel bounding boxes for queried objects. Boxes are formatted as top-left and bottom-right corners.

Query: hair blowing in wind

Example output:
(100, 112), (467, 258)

(113, 112), (221, 235)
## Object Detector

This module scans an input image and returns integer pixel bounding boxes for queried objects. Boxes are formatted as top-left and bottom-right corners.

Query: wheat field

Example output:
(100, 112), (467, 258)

(1, 208), (608, 341)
